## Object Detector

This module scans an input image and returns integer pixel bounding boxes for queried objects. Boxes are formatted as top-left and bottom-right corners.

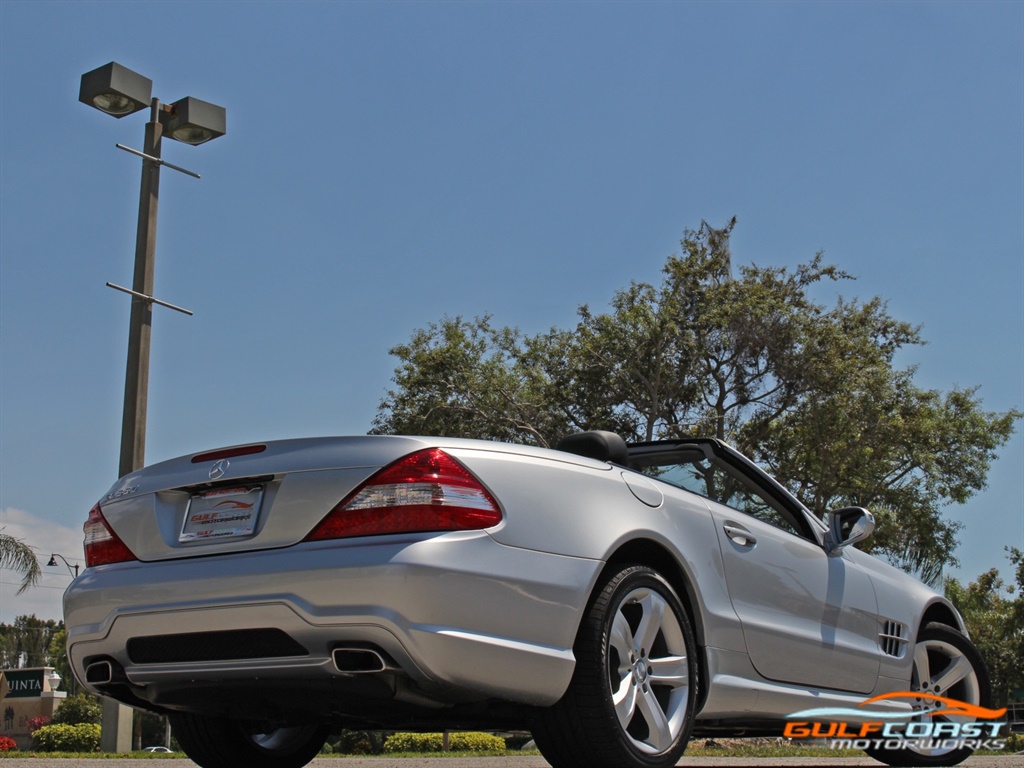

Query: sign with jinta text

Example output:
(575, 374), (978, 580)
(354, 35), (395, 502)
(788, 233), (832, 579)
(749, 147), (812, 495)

(0, 669), (43, 699)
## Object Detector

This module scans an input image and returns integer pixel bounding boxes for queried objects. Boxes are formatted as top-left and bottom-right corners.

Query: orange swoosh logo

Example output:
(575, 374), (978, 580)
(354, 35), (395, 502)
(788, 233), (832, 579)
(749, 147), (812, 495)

(861, 692), (1006, 720)
(212, 500), (254, 510)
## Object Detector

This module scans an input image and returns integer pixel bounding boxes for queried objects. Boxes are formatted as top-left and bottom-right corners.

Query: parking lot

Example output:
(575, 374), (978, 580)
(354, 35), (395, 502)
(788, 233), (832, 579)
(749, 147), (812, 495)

(0, 756), (1020, 768)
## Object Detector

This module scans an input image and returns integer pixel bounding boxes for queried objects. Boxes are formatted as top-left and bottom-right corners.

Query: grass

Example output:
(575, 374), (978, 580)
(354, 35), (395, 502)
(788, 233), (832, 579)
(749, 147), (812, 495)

(2, 737), (1018, 759)
(0, 751), (182, 758)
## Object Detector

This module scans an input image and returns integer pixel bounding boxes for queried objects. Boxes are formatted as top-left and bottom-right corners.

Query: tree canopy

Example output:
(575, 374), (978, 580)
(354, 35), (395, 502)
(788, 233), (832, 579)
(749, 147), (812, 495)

(0, 615), (63, 670)
(945, 548), (1024, 706)
(372, 218), (1020, 581)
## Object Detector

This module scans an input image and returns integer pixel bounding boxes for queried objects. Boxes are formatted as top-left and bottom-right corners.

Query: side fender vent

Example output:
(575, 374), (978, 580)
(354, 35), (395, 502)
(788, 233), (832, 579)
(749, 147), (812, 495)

(879, 620), (909, 658)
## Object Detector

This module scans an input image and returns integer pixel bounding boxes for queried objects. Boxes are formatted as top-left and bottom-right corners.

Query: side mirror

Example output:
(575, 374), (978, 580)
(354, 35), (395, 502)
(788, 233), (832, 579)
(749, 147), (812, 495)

(825, 506), (875, 554)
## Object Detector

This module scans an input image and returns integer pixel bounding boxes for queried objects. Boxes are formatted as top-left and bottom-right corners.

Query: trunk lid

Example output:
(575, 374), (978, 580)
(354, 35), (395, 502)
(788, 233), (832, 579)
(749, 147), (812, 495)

(95, 436), (435, 561)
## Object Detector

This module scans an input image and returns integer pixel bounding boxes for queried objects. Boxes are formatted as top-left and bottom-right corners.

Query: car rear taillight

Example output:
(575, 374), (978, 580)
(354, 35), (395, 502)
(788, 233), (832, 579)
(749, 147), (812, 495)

(83, 503), (137, 566)
(305, 448), (502, 541)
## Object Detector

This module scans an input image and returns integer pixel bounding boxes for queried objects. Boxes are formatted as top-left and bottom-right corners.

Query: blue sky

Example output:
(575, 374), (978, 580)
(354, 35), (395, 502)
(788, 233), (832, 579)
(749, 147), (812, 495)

(1, 1), (1021, 622)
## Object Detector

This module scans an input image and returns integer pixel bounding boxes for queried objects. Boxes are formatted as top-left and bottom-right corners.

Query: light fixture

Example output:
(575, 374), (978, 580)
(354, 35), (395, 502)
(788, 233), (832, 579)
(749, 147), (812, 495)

(78, 62), (226, 482)
(47, 553), (80, 578)
(79, 62), (152, 118)
(163, 96), (227, 145)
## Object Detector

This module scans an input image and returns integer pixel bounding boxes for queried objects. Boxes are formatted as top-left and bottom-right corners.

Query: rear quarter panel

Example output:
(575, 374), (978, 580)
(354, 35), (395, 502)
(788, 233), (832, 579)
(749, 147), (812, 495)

(446, 445), (744, 653)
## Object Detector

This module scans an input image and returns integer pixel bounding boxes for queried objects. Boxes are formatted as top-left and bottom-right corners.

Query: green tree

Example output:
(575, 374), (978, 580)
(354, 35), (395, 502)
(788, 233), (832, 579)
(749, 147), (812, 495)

(47, 629), (76, 694)
(371, 315), (573, 446)
(561, 218), (859, 443)
(51, 693), (102, 725)
(945, 548), (1024, 706)
(0, 532), (41, 594)
(372, 218), (1020, 580)
(0, 616), (64, 668)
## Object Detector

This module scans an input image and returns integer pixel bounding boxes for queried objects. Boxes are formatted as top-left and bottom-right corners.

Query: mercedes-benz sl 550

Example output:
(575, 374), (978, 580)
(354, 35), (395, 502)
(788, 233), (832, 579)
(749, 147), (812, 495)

(63, 431), (991, 768)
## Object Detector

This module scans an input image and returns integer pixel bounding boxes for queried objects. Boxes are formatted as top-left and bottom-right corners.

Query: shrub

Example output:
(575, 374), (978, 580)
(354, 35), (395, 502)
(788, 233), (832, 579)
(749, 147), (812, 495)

(384, 732), (443, 753)
(51, 693), (102, 725)
(1004, 731), (1023, 753)
(383, 731), (506, 753)
(26, 715), (50, 734)
(0, 735), (16, 751)
(31, 723), (101, 752)
(449, 732), (507, 751)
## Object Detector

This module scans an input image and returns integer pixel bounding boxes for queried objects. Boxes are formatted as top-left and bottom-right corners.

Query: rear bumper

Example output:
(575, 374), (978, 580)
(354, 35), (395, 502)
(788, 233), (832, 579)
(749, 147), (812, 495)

(64, 530), (599, 710)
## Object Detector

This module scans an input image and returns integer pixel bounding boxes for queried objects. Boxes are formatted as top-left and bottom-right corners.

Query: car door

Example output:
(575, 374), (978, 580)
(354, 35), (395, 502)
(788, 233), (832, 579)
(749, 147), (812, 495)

(707, 502), (880, 694)
(634, 442), (881, 695)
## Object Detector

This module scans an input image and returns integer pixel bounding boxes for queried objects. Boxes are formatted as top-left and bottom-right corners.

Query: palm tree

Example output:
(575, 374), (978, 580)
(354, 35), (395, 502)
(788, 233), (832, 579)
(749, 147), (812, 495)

(0, 532), (41, 594)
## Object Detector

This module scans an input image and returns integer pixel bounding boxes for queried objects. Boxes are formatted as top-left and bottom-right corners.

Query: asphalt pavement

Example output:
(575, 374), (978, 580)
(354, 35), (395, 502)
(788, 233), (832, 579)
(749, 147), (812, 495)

(0, 756), (1019, 768)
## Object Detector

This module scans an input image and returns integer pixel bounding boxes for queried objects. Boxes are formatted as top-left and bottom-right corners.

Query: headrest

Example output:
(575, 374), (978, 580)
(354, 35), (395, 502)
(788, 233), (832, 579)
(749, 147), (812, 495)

(554, 431), (629, 465)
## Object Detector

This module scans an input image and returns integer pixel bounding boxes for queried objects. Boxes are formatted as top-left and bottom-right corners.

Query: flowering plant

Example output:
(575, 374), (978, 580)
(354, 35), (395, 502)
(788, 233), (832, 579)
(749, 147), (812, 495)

(26, 715), (50, 733)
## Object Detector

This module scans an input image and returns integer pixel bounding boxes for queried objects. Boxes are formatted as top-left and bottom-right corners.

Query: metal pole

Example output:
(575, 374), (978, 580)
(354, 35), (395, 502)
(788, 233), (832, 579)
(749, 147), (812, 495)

(103, 98), (163, 756)
(118, 98), (162, 479)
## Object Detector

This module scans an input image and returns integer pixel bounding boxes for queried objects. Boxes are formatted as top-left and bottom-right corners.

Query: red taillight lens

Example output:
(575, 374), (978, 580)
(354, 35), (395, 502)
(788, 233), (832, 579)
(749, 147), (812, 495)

(305, 448), (502, 541)
(83, 503), (137, 566)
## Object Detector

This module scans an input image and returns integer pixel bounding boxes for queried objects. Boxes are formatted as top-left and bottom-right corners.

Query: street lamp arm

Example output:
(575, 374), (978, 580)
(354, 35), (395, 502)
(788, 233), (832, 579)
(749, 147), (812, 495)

(47, 553), (80, 578)
(105, 282), (193, 316)
(115, 143), (201, 179)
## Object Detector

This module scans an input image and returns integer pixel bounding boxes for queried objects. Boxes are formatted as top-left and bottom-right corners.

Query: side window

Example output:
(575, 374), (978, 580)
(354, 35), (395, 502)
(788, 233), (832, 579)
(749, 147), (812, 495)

(636, 448), (804, 538)
(644, 456), (716, 498)
(709, 469), (801, 537)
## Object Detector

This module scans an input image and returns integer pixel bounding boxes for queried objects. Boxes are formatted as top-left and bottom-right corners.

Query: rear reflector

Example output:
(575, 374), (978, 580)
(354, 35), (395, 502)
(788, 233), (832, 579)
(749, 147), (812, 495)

(305, 448), (502, 541)
(83, 503), (137, 566)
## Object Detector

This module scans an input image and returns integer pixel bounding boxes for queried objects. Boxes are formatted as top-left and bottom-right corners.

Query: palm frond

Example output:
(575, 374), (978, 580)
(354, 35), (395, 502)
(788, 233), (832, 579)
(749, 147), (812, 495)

(0, 532), (42, 594)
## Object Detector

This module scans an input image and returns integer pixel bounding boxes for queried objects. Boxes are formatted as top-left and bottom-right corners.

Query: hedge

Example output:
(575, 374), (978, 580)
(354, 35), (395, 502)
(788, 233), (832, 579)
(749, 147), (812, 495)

(383, 731), (507, 753)
(31, 723), (102, 752)
(51, 693), (102, 725)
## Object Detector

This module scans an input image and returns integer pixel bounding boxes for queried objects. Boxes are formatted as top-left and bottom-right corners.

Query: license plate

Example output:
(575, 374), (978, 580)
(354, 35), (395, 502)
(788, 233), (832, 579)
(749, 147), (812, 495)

(180, 486), (263, 543)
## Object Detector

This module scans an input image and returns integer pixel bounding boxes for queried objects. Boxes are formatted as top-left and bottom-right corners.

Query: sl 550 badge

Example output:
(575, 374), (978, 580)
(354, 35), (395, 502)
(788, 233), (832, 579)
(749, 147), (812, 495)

(103, 485), (139, 502)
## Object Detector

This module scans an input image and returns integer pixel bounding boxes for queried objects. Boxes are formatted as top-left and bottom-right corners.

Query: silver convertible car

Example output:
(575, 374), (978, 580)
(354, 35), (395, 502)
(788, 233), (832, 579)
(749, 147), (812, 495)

(63, 431), (991, 768)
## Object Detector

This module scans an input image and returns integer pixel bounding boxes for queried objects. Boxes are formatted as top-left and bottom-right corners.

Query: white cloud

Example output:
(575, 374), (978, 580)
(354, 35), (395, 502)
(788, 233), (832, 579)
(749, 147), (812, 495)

(1, 507), (83, 623)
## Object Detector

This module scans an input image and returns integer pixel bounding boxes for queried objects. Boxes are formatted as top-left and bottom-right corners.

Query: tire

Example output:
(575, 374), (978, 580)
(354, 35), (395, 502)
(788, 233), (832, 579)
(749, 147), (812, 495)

(533, 564), (698, 768)
(170, 712), (329, 768)
(864, 622), (992, 767)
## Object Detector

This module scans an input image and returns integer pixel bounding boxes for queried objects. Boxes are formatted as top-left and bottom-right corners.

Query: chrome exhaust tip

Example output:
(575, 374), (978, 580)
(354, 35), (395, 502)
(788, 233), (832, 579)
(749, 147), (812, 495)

(332, 647), (387, 673)
(85, 660), (114, 685)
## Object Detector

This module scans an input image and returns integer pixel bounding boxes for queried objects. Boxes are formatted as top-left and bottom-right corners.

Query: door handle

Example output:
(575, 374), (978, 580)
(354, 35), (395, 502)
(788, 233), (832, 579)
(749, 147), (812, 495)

(723, 523), (757, 547)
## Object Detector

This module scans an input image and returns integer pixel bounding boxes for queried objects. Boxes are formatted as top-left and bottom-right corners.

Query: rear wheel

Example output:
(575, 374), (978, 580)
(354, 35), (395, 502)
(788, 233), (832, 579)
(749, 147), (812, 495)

(170, 712), (328, 768)
(864, 622), (992, 767)
(533, 564), (698, 768)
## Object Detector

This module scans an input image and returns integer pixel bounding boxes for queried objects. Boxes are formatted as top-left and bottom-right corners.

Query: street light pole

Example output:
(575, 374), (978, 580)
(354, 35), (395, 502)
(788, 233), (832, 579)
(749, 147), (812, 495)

(120, 99), (162, 477)
(79, 61), (226, 755)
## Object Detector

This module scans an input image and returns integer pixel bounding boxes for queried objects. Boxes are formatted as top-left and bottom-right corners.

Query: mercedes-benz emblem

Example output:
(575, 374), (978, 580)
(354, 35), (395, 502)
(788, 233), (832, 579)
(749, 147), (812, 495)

(209, 459), (229, 480)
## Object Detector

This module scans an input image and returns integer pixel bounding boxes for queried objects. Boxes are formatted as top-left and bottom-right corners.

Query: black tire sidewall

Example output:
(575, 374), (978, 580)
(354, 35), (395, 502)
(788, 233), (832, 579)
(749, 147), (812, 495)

(591, 566), (698, 767)
(171, 712), (327, 768)
(864, 622), (993, 768)
(536, 564), (698, 768)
